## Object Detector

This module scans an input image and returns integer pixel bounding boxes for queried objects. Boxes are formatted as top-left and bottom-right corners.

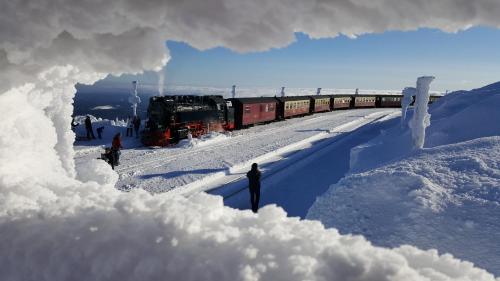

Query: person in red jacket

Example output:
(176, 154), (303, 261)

(111, 133), (123, 166)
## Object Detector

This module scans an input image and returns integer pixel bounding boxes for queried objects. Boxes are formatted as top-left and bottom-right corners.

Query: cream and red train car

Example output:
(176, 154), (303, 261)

(331, 95), (353, 109)
(309, 95), (331, 113)
(352, 95), (377, 108)
(275, 96), (311, 119)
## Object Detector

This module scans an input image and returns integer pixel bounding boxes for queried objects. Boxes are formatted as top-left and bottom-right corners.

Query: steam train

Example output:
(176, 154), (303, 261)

(141, 93), (441, 146)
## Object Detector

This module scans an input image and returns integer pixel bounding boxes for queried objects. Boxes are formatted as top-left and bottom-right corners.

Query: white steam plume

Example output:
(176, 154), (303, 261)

(158, 71), (165, 96)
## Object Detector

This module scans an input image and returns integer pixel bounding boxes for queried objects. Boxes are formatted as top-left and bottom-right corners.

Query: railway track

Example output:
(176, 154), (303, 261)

(114, 110), (357, 175)
(207, 112), (394, 200)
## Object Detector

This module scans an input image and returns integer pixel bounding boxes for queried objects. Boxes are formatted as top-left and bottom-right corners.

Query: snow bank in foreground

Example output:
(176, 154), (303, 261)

(1, 175), (498, 280)
(308, 137), (500, 275)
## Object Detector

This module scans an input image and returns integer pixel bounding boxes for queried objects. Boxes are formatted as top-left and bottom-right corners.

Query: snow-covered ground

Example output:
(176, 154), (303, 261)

(220, 112), (401, 218)
(307, 82), (500, 275)
(75, 108), (396, 195)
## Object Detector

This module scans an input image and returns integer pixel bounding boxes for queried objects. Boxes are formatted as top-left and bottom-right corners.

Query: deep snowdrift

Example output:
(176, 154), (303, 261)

(308, 83), (500, 275)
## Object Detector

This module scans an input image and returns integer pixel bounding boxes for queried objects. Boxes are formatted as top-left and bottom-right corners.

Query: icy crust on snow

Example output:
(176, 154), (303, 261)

(308, 137), (500, 275)
(1, 177), (499, 281)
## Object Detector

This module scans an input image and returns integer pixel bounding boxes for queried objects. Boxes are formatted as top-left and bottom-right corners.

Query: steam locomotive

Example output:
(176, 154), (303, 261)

(141, 93), (441, 146)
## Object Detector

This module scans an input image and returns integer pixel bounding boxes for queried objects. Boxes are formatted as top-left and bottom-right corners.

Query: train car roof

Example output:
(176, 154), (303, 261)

(227, 97), (278, 104)
(351, 94), (379, 97)
(377, 94), (403, 98)
(275, 96), (311, 102)
(150, 95), (224, 100)
(330, 95), (353, 98)
(309, 95), (332, 100)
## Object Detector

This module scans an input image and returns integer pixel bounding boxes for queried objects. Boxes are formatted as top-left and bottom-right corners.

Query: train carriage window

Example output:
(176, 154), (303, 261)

(244, 105), (251, 114)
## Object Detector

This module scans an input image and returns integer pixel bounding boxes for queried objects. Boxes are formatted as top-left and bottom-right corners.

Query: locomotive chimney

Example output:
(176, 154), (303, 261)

(316, 88), (322, 95)
(280, 87), (286, 97)
(232, 85), (236, 98)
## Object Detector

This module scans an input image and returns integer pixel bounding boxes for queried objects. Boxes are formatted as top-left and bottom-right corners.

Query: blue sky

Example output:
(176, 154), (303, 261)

(107, 27), (500, 92)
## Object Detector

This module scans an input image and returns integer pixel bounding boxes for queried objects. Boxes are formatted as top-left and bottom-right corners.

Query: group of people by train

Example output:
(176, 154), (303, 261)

(126, 115), (142, 138)
(72, 115), (144, 170)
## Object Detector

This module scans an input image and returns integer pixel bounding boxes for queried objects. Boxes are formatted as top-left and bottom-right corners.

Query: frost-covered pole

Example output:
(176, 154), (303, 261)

(281, 87), (286, 97)
(231, 85), (236, 98)
(401, 87), (416, 127)
(316, 88), (322, 95)
(129, 81), (141, 117)
(409, 76), (435, 149)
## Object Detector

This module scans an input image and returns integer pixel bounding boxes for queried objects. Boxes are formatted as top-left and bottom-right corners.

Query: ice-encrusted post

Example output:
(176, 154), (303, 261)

(401, 87), (416, 127)
(280, 87), (286, 97)
(316, 88), (322, 95)
(409, 76), (435, 149)
(231, 85), (236, 98)
(128, 81), (141, 117)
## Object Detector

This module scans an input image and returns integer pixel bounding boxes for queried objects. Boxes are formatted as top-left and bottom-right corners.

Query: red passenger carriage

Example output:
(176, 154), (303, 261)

(228, 97), (278, 129)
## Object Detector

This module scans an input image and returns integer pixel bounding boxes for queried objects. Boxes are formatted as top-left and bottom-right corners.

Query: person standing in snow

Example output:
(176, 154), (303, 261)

(133, 115), (141, 138)
(247, 163), (262, 213)
(85, 116), (96, 140)
(96, 126), (104, 139)
(111, 133), (123, 166)
(126, 116), (134, 137)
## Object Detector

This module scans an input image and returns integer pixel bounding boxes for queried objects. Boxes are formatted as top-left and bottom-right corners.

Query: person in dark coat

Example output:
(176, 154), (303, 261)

(126, 116), (133, 137)
(96, 126), (104, 139)
(111, 133), (123, 166)
(133, 115), (141, 138)
(85, 116), (96, 140)
(247, 163), (261, 213)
